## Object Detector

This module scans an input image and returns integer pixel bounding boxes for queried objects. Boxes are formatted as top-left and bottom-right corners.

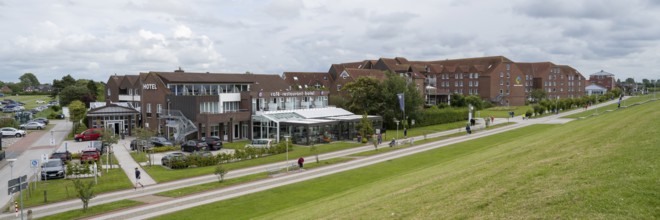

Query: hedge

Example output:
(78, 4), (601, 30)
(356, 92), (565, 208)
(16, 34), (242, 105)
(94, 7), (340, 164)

(415, 107), (469, 127)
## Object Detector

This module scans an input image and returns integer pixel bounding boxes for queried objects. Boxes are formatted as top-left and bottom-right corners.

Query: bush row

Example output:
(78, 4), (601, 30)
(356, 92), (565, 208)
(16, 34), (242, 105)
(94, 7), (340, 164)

(166, 141), (292, 169)
(415, 107), (469, 127)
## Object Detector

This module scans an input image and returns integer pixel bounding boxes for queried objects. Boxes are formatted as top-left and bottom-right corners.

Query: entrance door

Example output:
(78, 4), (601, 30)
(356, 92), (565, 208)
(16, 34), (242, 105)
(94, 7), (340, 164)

(234, 124), (239, 139)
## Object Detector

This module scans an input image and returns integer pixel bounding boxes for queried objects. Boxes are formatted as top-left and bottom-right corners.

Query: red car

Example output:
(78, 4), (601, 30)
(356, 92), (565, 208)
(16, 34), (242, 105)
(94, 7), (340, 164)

(75, 128), (103, 142)
(80, 148), (101, 163)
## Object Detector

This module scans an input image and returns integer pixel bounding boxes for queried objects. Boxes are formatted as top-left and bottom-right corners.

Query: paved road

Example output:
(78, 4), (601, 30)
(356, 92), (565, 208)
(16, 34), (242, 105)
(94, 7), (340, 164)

(0, 97), (634, 219)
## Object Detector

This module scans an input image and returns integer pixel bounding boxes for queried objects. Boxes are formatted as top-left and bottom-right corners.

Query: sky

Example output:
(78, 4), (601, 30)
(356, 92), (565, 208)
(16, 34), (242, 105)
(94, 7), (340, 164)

(1, 0), (659, 84)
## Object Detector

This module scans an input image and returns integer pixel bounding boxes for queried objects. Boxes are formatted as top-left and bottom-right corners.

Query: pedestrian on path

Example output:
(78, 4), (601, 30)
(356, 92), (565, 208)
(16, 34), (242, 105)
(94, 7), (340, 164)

(404, 128), (407, 138)
(490, 115), (494, 123)
(466, 124), (471, 134)
(134, 167), (144, 189)
(297, 157), (304, 170)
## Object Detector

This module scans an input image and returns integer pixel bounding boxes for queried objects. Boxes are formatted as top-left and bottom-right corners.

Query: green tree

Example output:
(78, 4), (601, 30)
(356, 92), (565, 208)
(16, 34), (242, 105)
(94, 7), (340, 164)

(531, 89), (547, 102)
(72, 179), (96, 212)
(69, 100), (87, 134)
(214, 165), (228, 182)
(624, 78), (635, 84)
(19, 73), (40, 89)
(357, 113), (374, 143)
(51, 74), (77, 99)
(342, 77), (383, 114)
(464, 95), (484, 110)
(59, 85), (90, 106)
(379, 71), (424, 129)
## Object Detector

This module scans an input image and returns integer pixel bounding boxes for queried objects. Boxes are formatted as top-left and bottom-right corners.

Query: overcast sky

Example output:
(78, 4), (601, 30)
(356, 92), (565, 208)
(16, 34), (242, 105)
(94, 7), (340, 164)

(1, 0), (659, 84)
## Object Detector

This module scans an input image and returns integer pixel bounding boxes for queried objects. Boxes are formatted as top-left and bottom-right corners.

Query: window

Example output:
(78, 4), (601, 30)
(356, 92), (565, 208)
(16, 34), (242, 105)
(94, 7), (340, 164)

(499, 89), (503, 95)
(337, 84), (342, 91)
(146, 103), (152, 117)
(475, 81), (479, 86)
(500, 79), (503, 85)
(469, 81), (473, 87)
(157, 104), (162, 114)
(506, 63), (511, 70)
(506, 72), (510, 78)
(475, 73), (479, 78)
(500, 72), (504, 77)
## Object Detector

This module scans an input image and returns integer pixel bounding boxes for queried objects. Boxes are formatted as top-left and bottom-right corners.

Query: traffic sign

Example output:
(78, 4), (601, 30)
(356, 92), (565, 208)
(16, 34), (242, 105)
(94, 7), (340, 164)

(41, 153), (48, 163)
(7, 183), (27, 195)
(30, 159), (39, 168)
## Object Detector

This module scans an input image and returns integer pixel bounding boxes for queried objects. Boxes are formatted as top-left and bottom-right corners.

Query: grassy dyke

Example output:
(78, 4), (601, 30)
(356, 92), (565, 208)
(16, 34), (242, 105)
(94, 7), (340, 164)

(153, 100), (659, 219)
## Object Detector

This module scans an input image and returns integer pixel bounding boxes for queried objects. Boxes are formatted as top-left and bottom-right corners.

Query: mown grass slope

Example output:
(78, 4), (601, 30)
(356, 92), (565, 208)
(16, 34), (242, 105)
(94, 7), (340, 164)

(154, 100), (659, 219)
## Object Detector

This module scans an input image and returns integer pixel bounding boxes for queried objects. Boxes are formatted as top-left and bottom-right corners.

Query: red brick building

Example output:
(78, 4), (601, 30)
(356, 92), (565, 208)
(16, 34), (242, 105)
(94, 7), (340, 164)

(589, 70), (616, 91)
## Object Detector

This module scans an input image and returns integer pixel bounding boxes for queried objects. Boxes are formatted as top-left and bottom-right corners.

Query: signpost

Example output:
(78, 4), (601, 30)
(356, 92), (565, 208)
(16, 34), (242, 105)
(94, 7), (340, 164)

(7, 175), (27, 220)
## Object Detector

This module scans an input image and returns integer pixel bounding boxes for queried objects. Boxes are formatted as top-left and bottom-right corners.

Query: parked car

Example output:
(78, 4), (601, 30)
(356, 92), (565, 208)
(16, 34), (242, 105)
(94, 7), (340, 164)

(20, 121), (45, 130)
(35, 100), (46, 104)
(33, 117), (49, 125)
(161, 152), (187, 167)
(74, 128), (103, 142)
(50, 151), (72, 163)
(56, 114), (65, 119)
(80, 148), (101, 163)
(245, 139), (275, 148)
(150, 136), (173, 147)
(0, 127), (26, 137)
(2, 105), (16, 113)
(201, 136), (223, 151)
(181, 140), (206, 152)
(130, 139), (150, 151)
(41, 158), (65, 180)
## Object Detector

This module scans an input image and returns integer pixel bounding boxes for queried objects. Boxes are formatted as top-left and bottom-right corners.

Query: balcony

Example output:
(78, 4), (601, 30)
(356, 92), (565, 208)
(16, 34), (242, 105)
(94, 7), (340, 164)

(118, 94), (140, 102)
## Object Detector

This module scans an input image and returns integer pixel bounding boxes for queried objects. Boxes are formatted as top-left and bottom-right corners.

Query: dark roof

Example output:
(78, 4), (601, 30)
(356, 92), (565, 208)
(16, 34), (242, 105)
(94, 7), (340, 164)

(149, 71), (259, 84)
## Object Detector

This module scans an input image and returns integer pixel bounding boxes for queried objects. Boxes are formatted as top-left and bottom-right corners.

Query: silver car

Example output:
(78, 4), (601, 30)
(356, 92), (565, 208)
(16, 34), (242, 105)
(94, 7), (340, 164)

(20, 122), (45, 130)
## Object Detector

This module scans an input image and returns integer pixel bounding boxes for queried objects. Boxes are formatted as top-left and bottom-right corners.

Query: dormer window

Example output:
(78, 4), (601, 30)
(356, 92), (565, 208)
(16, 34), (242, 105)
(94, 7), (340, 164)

(293, 76), (298, 81)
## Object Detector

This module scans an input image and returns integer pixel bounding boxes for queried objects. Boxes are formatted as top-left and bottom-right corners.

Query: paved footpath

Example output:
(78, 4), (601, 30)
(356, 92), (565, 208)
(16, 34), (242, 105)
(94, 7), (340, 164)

(0, 97), (635, 219)
(113, 138), (157, 186)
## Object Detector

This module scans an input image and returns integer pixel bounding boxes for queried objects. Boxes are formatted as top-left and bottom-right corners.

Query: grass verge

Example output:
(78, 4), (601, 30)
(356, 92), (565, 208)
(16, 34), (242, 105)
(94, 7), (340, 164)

(37, 200), (143, 220)
(16, 168), (133, 208)
(563, 95), (654, 118)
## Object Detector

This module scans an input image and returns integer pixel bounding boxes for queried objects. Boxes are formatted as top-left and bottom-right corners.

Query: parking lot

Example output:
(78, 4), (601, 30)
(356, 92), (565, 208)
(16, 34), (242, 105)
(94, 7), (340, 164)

(53, 138), (235, 166)
(1, 135), (23, 150)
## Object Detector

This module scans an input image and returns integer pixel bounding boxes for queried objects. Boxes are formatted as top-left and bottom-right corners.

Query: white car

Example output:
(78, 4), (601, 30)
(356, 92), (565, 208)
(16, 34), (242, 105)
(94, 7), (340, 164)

(35, 100), (46, 104)
(1, 127), (27, 137)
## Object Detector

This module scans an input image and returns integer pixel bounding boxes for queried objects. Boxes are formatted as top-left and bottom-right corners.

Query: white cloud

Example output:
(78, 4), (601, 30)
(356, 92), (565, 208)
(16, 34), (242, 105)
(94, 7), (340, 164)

(0, 0), (658, 84)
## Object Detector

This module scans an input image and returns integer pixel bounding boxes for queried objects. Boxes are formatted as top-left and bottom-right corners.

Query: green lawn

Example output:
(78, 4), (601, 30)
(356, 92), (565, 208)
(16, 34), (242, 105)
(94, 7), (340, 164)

(478, 105), (533, 118)
(37, 200), (143, 220)
(153, 100), (659, 219)
(16, 168), (133, 208)
(144, 142), (363, 182)
(563, 95), (655, 118)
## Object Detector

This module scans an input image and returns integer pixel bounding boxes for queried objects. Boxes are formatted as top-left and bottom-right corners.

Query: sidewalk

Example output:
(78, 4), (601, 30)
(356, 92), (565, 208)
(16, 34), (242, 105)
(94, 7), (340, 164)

(113, 137), (157, 186)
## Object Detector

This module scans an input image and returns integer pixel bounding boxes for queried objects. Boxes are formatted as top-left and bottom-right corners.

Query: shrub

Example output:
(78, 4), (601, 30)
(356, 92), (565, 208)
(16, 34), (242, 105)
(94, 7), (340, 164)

(525, 109), (533, 118)
(151, 146), (178, 153)
(415, 107), (468, 127)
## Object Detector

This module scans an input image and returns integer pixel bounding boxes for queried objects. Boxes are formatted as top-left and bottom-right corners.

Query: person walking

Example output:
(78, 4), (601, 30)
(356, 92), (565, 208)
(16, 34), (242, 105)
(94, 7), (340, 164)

(465, 124), (472, 134)
(403, 128), (407, 138)
(134, 167), (144, 189)
(297, 157), (305, 170)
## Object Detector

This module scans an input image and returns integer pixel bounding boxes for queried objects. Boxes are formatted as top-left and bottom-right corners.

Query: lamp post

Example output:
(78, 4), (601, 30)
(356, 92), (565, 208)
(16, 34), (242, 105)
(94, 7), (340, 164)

(394, 119), (399, 140)
(284, 136), (290, 172)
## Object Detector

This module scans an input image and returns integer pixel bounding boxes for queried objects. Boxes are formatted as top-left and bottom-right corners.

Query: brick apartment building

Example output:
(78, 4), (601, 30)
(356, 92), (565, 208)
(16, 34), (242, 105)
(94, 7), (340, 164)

(321, 56), (587, 106)
(588, 70), (616, 91)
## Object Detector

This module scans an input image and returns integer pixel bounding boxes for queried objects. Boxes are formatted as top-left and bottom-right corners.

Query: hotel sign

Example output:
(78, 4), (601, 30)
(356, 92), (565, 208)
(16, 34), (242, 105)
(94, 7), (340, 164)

(270, 91), (317, 97)
(143, 84), (157, 90)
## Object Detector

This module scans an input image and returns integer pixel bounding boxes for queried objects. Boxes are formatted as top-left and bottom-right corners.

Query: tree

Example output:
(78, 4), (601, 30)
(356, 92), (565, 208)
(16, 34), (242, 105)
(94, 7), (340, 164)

(379, 71), (424, 129)
(133, 127), (156, 153)
(51, 75), (77, 99)
(625, 78), (635, 84)
(214, 165), (228, 182)
(59, 85), (90, 106)
(531, 89), (547, 102)
(357, 113), (374, 143)
(342, 77), (383, 115)
(72, 179), (96, 212)
(86, 80), (98, 100)
(19, 73), (40, 89)
(69, 100), (87, 134)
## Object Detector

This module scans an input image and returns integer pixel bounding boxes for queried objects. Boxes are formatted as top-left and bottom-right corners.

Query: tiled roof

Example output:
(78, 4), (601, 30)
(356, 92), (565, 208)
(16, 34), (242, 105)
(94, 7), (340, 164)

(150, 71), (258, 83)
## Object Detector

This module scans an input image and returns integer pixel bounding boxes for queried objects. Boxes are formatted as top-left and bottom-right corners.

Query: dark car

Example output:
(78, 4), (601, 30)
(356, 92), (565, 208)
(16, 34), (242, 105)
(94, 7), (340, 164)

(50, 151), (72, 163)
(150, 136), (173, 147)
(130, 139), (150, 151)
(201, 136), (223, 151)
(33, 117), (49, 125)
(181, 140), (206, 152)
(161, 152), (187, 167)
(41, 159), (65, 180)
(56, 114), (65, 119)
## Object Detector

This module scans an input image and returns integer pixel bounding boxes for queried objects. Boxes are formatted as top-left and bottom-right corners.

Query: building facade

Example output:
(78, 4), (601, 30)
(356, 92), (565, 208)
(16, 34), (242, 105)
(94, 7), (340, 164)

(104, 69), (380, 144)
(589, 70), (616, 91)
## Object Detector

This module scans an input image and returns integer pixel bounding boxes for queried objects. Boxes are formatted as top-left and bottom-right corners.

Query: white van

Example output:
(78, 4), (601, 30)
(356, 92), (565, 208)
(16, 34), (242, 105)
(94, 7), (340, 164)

(245, 139), (275, 148)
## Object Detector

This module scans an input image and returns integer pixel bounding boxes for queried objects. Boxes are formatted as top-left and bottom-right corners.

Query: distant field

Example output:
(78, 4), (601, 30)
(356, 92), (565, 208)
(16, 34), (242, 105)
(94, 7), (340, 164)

(154, 100), (659, 219)
(1, 94), (53, 109)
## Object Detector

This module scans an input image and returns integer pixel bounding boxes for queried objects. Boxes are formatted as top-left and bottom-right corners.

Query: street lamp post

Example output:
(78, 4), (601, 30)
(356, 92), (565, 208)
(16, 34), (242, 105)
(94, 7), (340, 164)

(394, 119), (400, 140)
